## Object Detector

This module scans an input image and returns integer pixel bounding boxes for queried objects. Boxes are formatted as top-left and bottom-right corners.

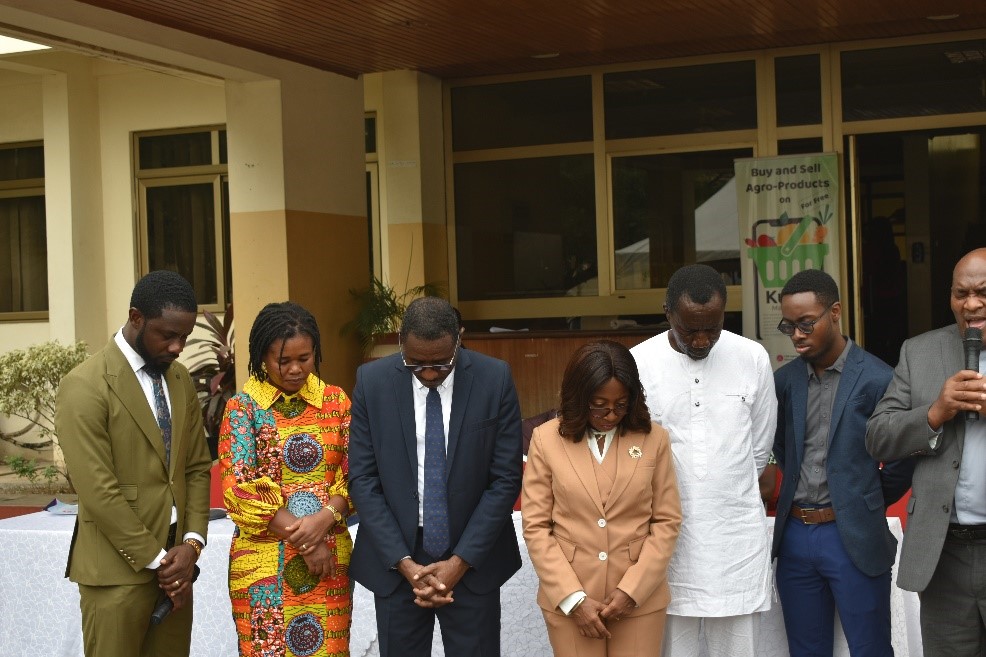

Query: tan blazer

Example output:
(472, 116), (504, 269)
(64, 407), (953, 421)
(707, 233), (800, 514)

(522, 418), (681, 617)
(56, 338), (212, 585)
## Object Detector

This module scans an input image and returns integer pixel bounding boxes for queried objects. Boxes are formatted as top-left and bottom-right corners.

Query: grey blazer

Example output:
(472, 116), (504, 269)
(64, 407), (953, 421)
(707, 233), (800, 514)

(866, 324), (967, 592)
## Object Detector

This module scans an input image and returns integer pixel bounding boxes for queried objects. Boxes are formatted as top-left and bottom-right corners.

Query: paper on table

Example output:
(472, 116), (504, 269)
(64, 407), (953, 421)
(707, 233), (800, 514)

(44, 498), (78, 515)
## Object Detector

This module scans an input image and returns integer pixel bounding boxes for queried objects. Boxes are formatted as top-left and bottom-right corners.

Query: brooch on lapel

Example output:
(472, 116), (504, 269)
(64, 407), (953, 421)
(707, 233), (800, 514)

(628, 446), (642, 459)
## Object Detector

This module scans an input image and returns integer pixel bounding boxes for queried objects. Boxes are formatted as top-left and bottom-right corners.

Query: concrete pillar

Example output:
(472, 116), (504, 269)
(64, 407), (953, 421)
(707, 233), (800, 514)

(226, 70), (367, 394)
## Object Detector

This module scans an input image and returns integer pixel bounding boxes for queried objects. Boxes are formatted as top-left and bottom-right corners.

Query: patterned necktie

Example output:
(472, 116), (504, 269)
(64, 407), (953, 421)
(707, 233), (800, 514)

(594, 432), (606, 456)
(423, 387), (450, 558)
(145, 368), (172, 465)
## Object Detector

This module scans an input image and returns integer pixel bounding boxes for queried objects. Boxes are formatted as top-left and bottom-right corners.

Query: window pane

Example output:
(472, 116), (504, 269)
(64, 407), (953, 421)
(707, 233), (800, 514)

(612, 148), (751, 290)
(776, 55), (822, 126)
(451, 77), (593, 151)
(0, 195), (47, 312)
(778, 137), (824, 155)
(454, 155), (596, 300)
(0, 145), (44, 181)
(146, 183), (218, 304)
(365, 116), (377, 155)
(605, 62), (757, 139)
(139, 132), (213, 169)
(842, 40), (986, 121)
(218, 130), (228, 165)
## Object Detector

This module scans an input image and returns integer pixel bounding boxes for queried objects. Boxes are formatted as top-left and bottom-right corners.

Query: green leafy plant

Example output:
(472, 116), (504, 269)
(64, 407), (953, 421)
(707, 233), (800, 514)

(0, 340), (89, 486)
(186, 303), (236, 459)
(341, 277), (443, 353)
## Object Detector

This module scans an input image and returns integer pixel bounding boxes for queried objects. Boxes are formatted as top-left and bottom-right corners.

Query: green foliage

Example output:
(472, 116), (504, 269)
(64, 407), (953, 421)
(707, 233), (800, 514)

(2, 455), (59, 485)
(340, 277), (443, 353)
(186, 303), (236, 452)
(0, 341), (89, 448)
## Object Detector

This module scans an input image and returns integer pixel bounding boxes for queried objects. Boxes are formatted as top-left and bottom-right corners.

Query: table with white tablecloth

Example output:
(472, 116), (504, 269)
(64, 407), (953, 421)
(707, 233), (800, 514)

(0, 511), (920, 657)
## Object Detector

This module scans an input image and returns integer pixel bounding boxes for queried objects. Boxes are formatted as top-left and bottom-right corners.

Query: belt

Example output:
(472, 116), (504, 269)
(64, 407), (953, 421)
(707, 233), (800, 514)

(166, 522), (178, 549)
(790, 505), (835, 524)
(947, 523), (986, 541)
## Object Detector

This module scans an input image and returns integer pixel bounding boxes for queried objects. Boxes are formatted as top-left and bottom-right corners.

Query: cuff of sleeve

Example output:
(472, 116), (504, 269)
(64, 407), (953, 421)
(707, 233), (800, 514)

(145, 548), (168, 570)
(182, 531), (206, 547)
(391, 555), (411, 571)
(559, 590), (587, 616)
(927, 424), (942, 450)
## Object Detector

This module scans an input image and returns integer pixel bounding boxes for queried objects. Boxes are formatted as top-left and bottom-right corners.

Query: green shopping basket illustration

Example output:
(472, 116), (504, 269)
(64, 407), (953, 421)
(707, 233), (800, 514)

(746, 216), (828, 287)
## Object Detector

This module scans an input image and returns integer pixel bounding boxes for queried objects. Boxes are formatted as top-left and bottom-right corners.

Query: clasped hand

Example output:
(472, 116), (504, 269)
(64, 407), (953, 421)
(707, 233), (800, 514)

(398, 555), (470, 608)
(574, 588), (637, 640)
(158, 543), (197, 610)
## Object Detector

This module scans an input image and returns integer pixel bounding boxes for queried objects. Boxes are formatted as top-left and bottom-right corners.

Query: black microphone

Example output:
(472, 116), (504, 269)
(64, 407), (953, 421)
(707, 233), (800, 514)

(151, 564), (200, 625)
(964, 327), (983, 422)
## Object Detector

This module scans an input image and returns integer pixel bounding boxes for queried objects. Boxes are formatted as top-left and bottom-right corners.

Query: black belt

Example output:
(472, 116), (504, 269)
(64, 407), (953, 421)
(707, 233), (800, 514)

(166, 522), (178, 549)
(947, 523), (986, 541)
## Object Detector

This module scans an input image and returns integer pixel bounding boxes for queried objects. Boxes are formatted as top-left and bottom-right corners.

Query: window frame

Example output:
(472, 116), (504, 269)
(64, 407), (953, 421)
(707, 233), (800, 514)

(0, 140), (47, 322)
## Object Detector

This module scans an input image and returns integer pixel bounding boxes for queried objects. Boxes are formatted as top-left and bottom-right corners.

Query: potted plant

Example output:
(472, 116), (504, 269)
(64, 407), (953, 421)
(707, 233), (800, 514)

(342, 277), (443, 358)
(0, 340), (89, 490)
(186, 303), (236, 460)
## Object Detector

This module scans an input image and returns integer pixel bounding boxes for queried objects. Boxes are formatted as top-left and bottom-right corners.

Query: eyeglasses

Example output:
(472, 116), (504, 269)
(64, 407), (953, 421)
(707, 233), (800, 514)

(400, 335), (461, 373)
(776, 302), (835, 336)
(588, 404), (629, 419)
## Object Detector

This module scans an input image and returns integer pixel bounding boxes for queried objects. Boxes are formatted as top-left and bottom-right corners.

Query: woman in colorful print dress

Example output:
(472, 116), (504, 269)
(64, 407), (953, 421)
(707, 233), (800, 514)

(219, 302), (353, 657)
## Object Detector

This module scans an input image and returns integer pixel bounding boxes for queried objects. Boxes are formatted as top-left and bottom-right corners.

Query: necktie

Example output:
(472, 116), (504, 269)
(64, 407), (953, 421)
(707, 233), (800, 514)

(423, 387), (449, 558)
(594, 432), (606, 456)
(145, 368), (172, 465)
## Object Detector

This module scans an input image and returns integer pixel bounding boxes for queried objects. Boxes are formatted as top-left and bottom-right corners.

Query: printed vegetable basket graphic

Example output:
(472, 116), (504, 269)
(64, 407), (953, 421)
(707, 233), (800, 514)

(745, 213), (829, 286)
(745, 211), (830, 338)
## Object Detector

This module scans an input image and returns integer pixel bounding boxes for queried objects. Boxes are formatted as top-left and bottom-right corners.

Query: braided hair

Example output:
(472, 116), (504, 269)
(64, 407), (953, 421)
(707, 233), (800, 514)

(248, 301), (322, 382)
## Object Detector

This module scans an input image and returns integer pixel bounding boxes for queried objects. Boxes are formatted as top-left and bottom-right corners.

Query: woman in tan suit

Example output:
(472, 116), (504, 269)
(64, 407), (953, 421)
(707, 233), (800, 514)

(523, 340), (681, 656)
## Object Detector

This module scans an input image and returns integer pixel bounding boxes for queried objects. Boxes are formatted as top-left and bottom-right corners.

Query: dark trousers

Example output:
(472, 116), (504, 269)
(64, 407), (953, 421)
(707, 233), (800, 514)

(374, 530), (501, 657)
(920, 535), (986, 657)
(776, 517), (892, 657)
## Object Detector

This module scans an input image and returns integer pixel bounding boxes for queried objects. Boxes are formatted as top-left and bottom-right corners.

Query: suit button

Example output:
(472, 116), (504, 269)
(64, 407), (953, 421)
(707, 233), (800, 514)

(943, 505), (950, 513)
(598, 518), (607, 528)
(599, 551), (608, 561)
(953, 460), (960, 469)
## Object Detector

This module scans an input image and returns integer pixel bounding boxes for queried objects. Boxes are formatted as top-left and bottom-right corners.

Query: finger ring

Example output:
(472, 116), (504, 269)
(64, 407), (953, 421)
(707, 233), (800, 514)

(301, 544), (307, 550)
(174, 580), (180, 586)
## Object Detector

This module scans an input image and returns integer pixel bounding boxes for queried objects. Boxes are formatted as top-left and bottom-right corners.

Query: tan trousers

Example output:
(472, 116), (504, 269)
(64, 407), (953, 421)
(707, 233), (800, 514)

(78, 580), (193, 657)
(543, 607), (667, 657)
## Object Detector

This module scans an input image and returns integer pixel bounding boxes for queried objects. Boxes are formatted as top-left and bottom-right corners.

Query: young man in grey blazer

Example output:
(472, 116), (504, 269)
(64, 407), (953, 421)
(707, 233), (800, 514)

(867, 247), (986, 656)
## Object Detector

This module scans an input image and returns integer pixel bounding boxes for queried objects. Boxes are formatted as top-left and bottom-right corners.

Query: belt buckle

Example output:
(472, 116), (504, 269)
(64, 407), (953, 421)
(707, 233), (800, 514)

(952, 527), (973, 540)
(795, 507), (817, 524)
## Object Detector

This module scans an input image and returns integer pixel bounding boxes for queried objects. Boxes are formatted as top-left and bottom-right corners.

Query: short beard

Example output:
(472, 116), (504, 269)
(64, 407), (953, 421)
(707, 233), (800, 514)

(135, 325), (169, 375)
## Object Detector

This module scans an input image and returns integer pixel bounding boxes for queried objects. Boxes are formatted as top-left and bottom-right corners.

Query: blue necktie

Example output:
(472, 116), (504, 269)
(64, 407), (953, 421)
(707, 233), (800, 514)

(145, 368), (172, 466)
(423, 387), (449, 558)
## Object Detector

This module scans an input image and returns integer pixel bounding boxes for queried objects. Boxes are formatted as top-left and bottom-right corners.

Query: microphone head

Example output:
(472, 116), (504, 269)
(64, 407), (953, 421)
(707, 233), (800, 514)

(966, 327), (984, 342)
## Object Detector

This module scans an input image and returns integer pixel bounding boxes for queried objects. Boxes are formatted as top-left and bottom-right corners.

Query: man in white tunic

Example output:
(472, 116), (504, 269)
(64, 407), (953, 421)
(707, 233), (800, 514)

(631, 264), (775, 657)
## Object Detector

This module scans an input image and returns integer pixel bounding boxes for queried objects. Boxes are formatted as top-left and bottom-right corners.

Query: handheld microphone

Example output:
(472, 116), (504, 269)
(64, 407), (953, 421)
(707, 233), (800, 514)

(964, 327), (983, 422)
(151, 564), (200, 625)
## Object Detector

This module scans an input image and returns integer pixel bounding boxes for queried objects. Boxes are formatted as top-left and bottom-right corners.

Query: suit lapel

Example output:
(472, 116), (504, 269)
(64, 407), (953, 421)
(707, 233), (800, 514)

(607, 430), (640, 505)
(103, 341), (167, 468)
(390, 359), (420, 483)
(166, 367), (186, 476)
(791, 364), (809, 467)
(828, 344), (863, 446)
(447, 351), (473, 475)
(562, 434), (605, 516)
(943, 328), (966, 454)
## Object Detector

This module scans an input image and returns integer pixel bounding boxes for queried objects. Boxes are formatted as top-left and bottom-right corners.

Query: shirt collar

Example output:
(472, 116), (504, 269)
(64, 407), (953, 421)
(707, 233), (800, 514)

(114, 328), (147, 375)
(410, 369), (456, 395)
(243, 373), (324, 409)
(806, 337), (853, 380)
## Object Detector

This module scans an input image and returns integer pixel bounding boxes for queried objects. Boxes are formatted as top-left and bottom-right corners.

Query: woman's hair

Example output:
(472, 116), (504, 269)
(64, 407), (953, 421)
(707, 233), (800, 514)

(558, 340), (652, 441)
(247, 301), (322, 382)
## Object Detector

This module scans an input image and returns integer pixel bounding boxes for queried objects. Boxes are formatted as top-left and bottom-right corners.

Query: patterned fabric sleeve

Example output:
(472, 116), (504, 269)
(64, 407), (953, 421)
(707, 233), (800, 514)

(219, 393), (285, 536)
(327, 391), (354, 517)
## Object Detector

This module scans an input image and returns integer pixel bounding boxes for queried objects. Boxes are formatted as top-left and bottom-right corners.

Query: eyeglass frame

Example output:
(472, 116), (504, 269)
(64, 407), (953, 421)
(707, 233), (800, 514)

(400, 334), (462, 373)
(776, 302), (836, 336)
(588, 403), (630, 419)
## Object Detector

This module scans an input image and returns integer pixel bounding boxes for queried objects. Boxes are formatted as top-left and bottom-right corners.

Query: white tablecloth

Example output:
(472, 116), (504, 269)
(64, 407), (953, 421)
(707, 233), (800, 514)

(0, 512), (920, 657)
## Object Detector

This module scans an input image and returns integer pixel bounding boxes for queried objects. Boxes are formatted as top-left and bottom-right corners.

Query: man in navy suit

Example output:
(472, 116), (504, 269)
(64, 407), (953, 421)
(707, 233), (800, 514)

(349, 296), (523, 657)
(772, 269), (912, 657)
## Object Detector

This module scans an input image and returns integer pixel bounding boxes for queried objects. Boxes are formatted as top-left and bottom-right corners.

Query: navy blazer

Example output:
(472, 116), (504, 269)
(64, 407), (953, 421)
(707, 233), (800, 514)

(348, 347), (523, 596)
(772, 343), (913, 577)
